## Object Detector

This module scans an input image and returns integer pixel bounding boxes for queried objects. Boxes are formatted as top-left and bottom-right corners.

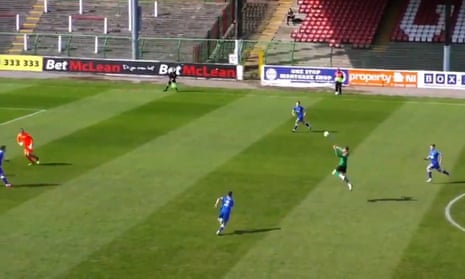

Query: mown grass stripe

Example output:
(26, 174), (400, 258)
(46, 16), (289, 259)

(0, 107), (41, 111)
(62, 96), (321, 278)
(0, 88), (167, 157)
(393, 142), (465, 279)
(0, 82), (34, 94)
(224, 102), (465, 279)
(0, 95), (316, 278)
(0, 82), (104, 110)
(0, 108), (39, 124)
(61, 96), (399, 278)
(0, 93), (240, 214)
(0, 109), (47, 125)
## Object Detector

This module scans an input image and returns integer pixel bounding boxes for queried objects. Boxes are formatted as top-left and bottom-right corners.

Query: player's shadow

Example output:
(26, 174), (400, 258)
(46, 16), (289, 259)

(38, 162), (72, 167)
(367, 196), (416, 203)
(444, 180), (465, 184)
(13, 183), (60, 187)
(222, 227), (281, 236)
(172, 89), (194, 93)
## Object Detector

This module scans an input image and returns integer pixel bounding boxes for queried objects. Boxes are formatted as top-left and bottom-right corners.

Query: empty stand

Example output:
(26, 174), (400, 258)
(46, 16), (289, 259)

(0, 0), (37, 52)
(0, 14), (17, 32)
(34, 0), (228, 37)
(242, 2), (267, 36)
(291, 0), (388, 48)
(25, 0), (228, 60)
(0, 0), (36, 14)
(391, 0), (465, 43)
(0, 15), (16, 52)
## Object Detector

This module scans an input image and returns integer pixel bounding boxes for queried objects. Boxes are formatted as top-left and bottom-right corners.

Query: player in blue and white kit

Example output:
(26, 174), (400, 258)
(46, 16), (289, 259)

(0, 145), (12, 188)
(425, 144), (450, 183)
(291, 101), (312, 132)
(214, 191), (234, 235)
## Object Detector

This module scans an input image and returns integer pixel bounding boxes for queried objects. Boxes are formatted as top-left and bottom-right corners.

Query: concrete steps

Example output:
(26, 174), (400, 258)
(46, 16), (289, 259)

(8, 0), (44, 53)
(245, 0), (294, 66)
(21, 0), (229, 61)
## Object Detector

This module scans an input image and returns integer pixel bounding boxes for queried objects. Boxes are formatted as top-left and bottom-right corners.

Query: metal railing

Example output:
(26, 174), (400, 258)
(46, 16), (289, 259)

(2, 32), (465, 71)
(0, 32), (337, 65)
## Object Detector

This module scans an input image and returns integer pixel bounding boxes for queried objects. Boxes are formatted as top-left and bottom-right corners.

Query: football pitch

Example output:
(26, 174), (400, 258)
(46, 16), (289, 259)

(1, 78), (465, 278)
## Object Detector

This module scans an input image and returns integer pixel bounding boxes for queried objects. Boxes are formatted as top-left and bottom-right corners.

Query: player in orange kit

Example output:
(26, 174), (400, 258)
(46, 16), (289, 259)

(16, 128), (40, 165)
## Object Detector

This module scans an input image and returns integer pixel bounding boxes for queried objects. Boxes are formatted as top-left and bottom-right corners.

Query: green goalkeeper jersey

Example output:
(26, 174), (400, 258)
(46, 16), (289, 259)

(335, 148), (348, 167)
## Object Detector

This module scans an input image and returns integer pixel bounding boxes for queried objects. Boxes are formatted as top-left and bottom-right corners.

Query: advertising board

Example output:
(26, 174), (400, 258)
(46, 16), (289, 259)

(0, 55), (43, 72)
(417, 71), (465, 90)
(261, 65), (349, 87)
(43, 57), (237, 79)
(348, 69), (418, 87)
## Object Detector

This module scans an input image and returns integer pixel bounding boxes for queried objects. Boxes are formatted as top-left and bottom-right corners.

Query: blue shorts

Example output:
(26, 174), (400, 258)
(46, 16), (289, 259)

(427, 163), (441, 170)
(296, 117), (305, 123)
(219, 209), (231, 224)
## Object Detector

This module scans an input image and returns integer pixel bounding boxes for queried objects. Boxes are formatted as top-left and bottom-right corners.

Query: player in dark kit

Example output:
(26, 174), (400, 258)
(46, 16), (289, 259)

(331, 145), (353, 191)
(163, 68), (179, 92)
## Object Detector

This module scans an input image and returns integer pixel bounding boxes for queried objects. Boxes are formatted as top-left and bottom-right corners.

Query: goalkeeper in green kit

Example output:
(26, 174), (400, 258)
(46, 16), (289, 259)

(332, 145), (353, 191)
(163, 68), (179, 92)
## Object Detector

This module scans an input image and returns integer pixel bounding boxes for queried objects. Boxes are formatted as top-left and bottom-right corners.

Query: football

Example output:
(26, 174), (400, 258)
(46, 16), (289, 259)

(324, 131), (330, 137)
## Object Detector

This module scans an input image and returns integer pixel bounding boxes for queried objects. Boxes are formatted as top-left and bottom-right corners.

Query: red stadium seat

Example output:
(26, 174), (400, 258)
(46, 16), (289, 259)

(391, 0), (465, 43)
(292, 0), (389, 47)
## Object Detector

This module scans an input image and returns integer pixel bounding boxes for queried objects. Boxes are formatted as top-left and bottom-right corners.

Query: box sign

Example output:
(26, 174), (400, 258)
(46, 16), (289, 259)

(417, 71), (465, 90)
(348, 69), (418, 87)
(261, 65), (349, 88)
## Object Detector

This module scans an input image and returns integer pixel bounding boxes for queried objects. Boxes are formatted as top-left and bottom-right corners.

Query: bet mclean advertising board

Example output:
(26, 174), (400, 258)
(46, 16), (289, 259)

(42, 57), (237, 79)
(261, 65), (349, 88)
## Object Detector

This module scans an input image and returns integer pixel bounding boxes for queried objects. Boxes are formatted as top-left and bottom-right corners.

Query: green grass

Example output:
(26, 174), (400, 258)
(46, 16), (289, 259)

(1, 78), (465, 278)
(393, 143), (465, 279)
(0, 108), (37, 124)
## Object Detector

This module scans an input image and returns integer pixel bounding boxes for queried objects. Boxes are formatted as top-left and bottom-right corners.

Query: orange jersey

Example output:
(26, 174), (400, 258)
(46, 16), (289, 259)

(17, 132), (33, 148)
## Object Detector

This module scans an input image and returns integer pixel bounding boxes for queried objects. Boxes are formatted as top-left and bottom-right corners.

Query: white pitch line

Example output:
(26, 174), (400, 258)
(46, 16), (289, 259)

(0, 109), (47, 126)
(445, 193), (465, 233)
(0, 106), (43, 111)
